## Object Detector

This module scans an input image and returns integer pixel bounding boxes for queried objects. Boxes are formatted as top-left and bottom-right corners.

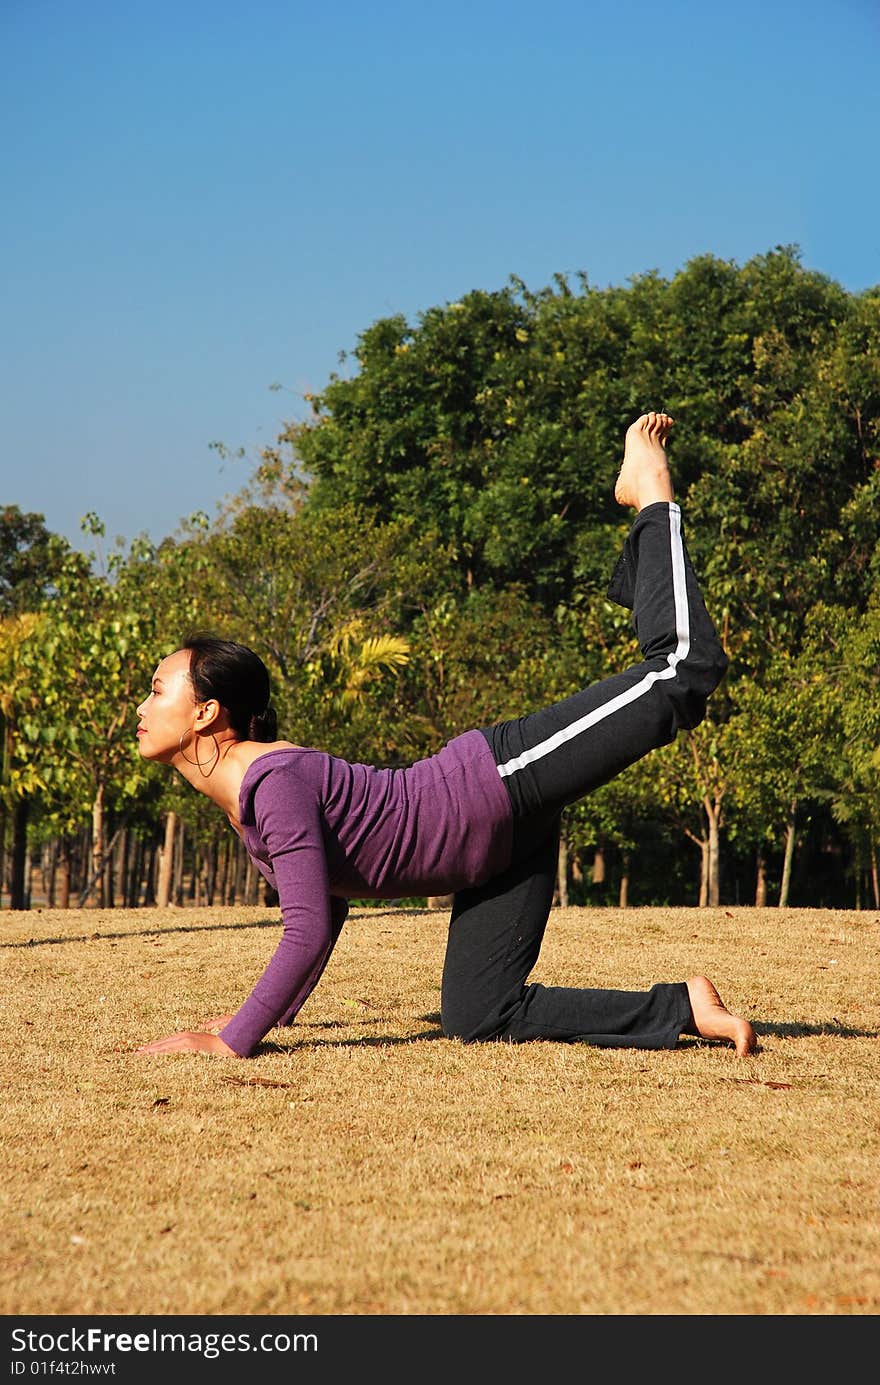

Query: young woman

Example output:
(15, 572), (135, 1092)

(135, 413), (757, 1061)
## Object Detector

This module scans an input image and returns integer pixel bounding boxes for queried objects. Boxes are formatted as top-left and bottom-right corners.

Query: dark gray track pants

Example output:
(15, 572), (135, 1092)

(440, 502), (728, 1048)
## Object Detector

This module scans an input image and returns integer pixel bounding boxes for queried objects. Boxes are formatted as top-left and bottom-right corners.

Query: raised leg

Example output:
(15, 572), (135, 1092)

(439, 413), (753, 1056)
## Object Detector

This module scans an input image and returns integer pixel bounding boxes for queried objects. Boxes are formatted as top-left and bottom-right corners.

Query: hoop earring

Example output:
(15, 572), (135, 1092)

(178, 729), (220, 777)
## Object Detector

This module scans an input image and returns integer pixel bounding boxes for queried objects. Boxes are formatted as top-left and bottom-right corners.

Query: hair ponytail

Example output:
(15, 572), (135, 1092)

(183, 634), (277, 743)
(248, 705), (278, 743)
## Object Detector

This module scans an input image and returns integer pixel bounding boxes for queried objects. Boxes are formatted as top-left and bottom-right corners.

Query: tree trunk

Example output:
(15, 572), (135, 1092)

(226, 839), (239, 906)
(157, 812), (177, 908)
(699, 795), (724, 908)
(75, 827), (88, 900)
(173, 818), (186, 906)
(754, 849), (767, 907)
(871, 839), (879, 911)
(113, 829), (128, 907)
(59, 838), (71, 909)
(103, 815), (115, 909)
(192, 845), (201, 907)
(245, 856), (260, 905)
(226, 836), (238, 905)
(217, 835), (230, 905)
(556, 833), (568, 908)
(9, 796), (29, 910)
(25, 846), (34, 909)
(779, 800), (796, 907)
(126, 835), (141, 907)
(618, 852), (630, 909)
(234, 840), (249, 904)
(698, 838), (709, 907)
(707, 807), (721, 908)
(143, 838), (157, 906)
(205, 841), (216, 906)
(45, 838), (58, 907)
(591, 846), (605, 885)
(89, 784), (105, 906)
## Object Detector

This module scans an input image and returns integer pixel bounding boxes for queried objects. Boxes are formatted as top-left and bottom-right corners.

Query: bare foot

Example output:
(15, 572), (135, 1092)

(684, 975), (757, 1057)
(614, 412), (675, 511)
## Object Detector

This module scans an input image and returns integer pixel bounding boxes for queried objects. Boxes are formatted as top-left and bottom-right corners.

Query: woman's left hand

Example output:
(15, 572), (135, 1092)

(135, 1031), (239, 1057)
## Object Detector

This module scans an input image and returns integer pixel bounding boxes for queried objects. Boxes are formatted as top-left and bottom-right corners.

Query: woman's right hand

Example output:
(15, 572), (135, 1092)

(197, 1012), (236, 1032)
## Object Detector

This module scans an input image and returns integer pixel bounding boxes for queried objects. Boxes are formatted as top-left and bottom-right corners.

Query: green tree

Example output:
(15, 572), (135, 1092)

(0, 611), (45, 907)
(726, 646), (841, 906)
(9, 531), (159, 905)
(0, 506), (69, 616)
(820, 599), (880, 906)
(184, 500), (437, 764)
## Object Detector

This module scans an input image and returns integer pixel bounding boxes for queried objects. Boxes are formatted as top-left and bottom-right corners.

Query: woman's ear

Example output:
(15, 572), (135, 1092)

(194, 698), (222, 732)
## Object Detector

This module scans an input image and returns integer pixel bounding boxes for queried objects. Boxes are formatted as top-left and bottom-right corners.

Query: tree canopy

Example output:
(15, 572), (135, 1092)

(4, 246), (879, 910)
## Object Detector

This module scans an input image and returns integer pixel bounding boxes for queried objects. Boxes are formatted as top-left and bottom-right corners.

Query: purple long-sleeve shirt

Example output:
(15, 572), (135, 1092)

(219, 730), (513, 1056)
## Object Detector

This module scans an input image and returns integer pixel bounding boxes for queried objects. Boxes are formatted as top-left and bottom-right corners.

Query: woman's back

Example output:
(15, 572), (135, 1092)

(236, 732), (513, 898)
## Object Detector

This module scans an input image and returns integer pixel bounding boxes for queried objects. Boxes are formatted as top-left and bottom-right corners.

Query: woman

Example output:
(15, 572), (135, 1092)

(135, 413), (756, 1061)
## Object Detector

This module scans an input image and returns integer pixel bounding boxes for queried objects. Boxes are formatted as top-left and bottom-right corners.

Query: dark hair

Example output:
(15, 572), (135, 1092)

(182, 634), (278, 742)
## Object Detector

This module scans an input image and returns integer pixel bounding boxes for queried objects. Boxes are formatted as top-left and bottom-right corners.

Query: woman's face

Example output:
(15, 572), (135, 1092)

(136, 649), (198, 762)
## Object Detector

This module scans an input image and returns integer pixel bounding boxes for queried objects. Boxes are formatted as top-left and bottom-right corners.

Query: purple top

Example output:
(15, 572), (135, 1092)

(219, 729), (513, 1056)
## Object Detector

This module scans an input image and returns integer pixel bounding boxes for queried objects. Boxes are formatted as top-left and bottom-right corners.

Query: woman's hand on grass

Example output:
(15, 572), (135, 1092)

(135, 1031), (239, 1057)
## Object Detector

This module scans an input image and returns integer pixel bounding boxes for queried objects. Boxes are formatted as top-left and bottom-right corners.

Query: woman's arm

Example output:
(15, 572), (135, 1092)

(135, 770), (345, 1060)
(216, 773), (344, 1057)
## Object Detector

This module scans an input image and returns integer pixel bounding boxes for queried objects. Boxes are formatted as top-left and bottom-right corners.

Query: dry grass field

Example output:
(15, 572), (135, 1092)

(2, 900), (878, 1318)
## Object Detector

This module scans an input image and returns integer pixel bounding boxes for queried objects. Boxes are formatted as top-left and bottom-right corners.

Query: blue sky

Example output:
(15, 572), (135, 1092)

(2, 0), (878, 558)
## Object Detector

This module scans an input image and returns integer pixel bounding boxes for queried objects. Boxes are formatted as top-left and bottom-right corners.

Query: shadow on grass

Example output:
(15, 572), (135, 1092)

(1, 906), (437, 951)
(1, 917), (282, 949)
(251, 1031), (448, 1055)
(752, 1019), (879, 1040)
(252, 1015), (878, 1056)
(253, 1011), (447, 1053)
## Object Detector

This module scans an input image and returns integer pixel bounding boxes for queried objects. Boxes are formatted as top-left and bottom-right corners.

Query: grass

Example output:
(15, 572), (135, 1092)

(2, 901), (878, 1316)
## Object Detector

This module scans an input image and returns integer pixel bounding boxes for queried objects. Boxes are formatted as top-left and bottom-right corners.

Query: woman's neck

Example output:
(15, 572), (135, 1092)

(173, 736), (297, 824)
(172, 732), (245, 819)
